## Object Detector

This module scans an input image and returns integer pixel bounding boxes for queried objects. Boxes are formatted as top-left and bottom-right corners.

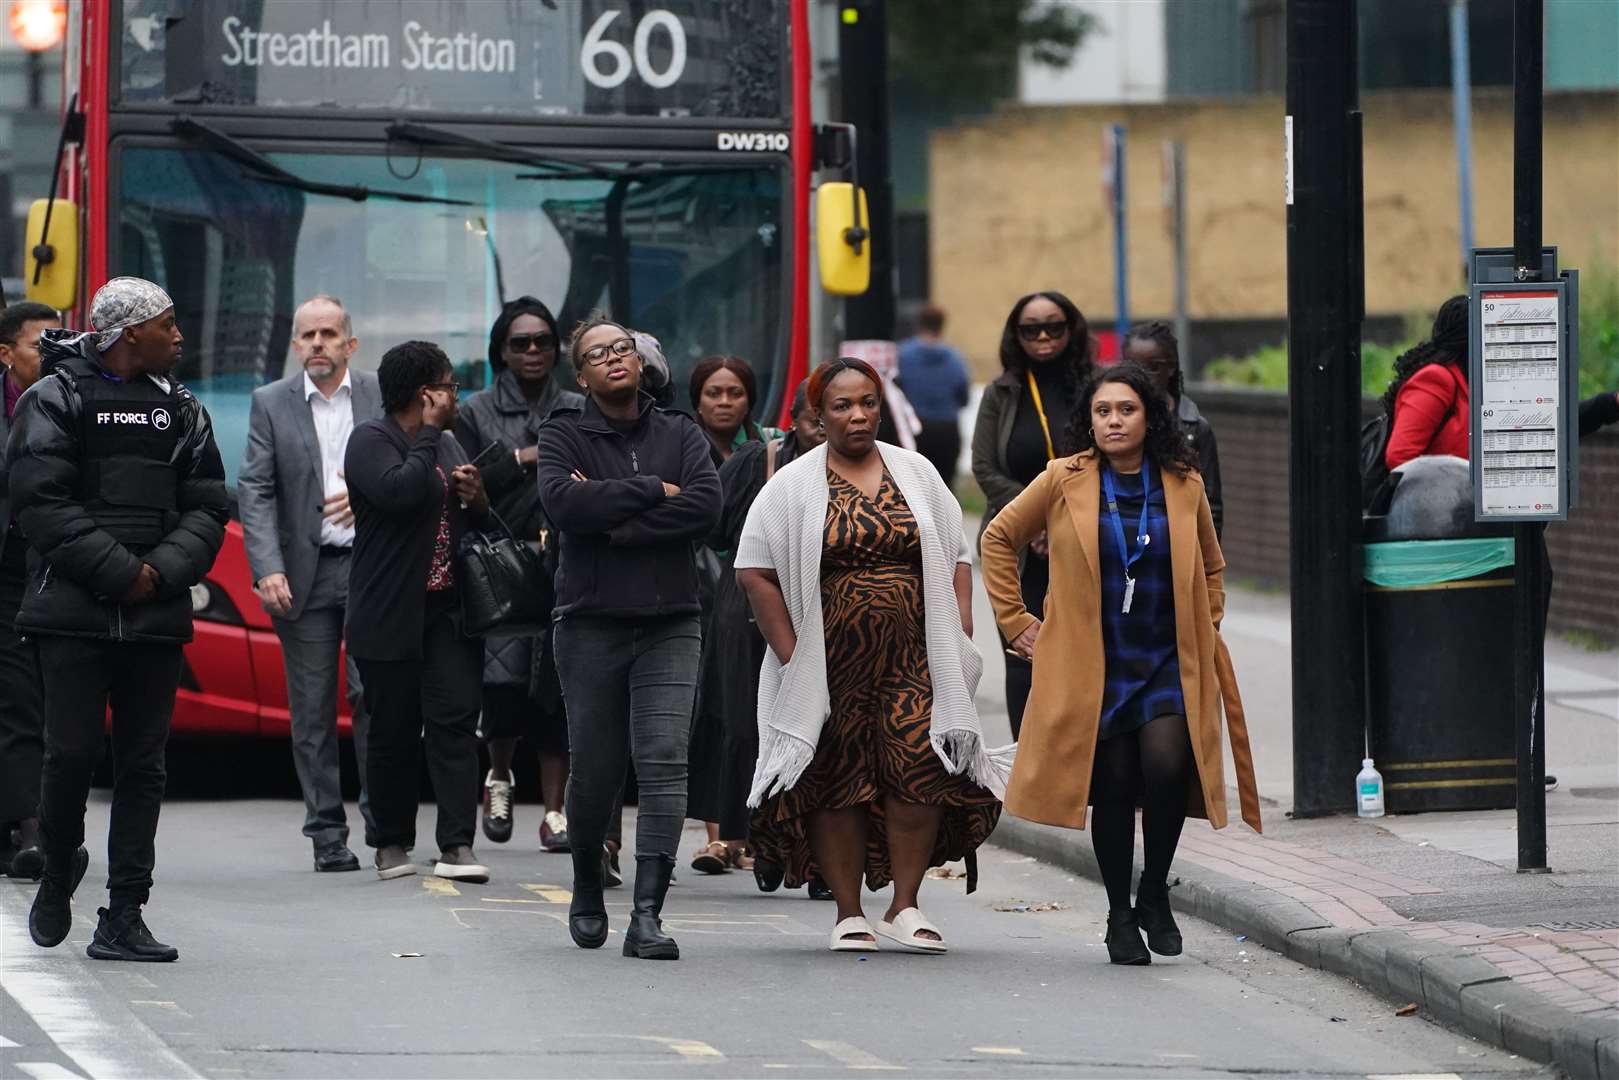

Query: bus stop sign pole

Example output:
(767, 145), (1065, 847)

(1510, 0), (1548, 874)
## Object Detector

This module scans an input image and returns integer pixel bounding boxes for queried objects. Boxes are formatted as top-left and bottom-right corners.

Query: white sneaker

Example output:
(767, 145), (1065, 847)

(433, 846), (490, 883)
(540, 811), (570, 853)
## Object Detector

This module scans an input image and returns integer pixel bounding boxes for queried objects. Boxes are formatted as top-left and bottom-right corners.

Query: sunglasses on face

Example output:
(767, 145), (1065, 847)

(506, 333), (556, 354)
(1017, 321), (1070, 342)
(580, 337), (638, 366)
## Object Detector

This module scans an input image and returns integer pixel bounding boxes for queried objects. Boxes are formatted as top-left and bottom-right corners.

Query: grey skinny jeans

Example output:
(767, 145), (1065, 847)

(553, 614), (700, 862)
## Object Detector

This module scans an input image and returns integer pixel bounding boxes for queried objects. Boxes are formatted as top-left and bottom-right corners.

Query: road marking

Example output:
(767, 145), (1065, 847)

(520, 883), (571, 903)
(1367, 1075), (1462, 1080)
(0, 1035), (20, 1047)
(647, 1037), (723, 1059)
(972, 1046), (1026, 1056)
(0, 890), (204, 1080)
(421, 876), (459, 897)
(803, 1039), (905, 1070)
(15, 1064), (86, 1079)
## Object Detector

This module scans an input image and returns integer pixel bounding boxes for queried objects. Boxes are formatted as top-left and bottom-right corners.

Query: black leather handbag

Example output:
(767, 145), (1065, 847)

(458, 509), (552, 637)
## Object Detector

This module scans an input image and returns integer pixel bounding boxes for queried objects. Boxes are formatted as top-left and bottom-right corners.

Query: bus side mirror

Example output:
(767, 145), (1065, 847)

(817, 182), (870, 297)
(25, 197), (79, 311)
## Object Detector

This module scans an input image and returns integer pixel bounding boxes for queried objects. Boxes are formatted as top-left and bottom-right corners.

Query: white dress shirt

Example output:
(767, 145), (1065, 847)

(304, 368), (355, 548)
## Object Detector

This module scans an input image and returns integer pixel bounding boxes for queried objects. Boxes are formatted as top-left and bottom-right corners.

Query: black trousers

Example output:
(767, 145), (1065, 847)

(36, 634), (182, 911)
(0, 535), (44, 824)
(355, 593), (483, 853)
(1002, 552), (1050, 740)
(914, 418), (962, 491)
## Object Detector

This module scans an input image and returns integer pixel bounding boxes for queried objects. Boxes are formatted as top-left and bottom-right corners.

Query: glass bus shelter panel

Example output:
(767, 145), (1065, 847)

(117, 0), (786, 120)
(116, 146), (785, 486)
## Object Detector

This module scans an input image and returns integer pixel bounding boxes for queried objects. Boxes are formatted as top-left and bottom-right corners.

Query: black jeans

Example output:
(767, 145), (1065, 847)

(914, 418), (962, 491)
(1002, 552), (1049, 740)
(554, 615), (700, 862)
(355, 593), (483, 853)
(0, 535), (44, 824)
(36, 634), (182, 911)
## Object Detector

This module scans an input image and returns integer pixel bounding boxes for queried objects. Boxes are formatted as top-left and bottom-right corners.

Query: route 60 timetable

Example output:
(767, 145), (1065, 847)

(1469, 280), (1573, 522)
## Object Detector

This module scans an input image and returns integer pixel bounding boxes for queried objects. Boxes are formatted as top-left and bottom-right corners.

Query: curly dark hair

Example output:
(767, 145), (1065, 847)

(689, 354), (764, 443)
(1064, 362), (1199, 477)
(1122, 320), (1184, 400)
(378, 340), (452, 415)
(1381, 294), (1470, 416)
(998, 290), (1094, 410)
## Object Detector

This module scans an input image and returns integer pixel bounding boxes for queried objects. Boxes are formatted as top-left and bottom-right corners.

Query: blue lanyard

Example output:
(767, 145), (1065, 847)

(1101, 464), (1152, 581)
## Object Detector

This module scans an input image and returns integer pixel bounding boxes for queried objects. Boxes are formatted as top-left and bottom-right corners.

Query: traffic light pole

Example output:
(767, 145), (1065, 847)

(837, 0), (896, 340)
(1285, 0), (1367, 816)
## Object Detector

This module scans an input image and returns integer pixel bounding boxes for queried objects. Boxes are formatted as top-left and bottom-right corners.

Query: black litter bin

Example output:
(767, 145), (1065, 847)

(1363, 464), (1518, 813)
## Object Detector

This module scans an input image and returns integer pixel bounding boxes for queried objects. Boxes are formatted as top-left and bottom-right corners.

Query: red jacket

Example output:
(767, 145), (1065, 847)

(1386, 362), (1469, 469)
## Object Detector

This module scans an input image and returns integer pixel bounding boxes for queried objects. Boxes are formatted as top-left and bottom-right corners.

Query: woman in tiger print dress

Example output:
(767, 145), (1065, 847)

(741, 359), (1001, 953)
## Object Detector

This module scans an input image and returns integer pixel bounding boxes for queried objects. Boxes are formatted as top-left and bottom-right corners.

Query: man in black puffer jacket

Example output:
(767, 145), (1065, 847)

(5, 277), (228, 963)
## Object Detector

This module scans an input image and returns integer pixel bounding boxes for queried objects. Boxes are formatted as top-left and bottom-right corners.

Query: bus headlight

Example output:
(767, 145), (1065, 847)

(190, 582), (211, 613)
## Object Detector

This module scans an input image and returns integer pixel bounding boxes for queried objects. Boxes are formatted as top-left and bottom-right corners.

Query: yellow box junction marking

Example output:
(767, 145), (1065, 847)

(420, 876), (459, 897)
(520, 882), (572, 903)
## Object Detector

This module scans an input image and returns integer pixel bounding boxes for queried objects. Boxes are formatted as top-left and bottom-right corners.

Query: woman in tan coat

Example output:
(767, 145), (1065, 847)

(982, 363), (1260, 966)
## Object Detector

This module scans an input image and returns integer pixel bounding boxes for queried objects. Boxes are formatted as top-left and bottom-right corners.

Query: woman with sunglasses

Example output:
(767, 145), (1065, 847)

(537, 314), (721, 960)
(970, 292), (1095, 738)
(456, 298), (584, 854)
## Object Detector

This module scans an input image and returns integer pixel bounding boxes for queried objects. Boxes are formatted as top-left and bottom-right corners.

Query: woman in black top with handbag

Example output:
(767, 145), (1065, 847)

(345, 340), (492, 884)
(969, 292), (1095, 737)
(456, 297), (584, 853)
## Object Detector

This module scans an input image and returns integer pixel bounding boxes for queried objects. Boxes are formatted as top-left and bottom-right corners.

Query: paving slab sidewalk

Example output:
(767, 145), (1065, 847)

(970, 578), (1619, 1080)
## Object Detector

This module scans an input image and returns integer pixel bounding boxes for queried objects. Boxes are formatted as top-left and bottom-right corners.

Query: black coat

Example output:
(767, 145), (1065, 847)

(5, 333), (228, 643)
(536, 393), (721, 620)
(343, 417), (484, 662)
(1177, 395), (1224, 539)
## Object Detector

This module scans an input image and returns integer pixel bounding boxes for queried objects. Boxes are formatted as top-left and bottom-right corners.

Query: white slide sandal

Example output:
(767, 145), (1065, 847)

(829, 916), (880, 952)
(875, 908), (947, 954)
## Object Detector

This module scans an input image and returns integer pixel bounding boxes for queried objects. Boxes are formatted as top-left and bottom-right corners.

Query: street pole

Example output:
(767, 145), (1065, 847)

(1165, 140), (1191, 370)
(1511, 0), (1549, 873)
(837, 0), (896, 340)
(1285, 0), (1366, 816)
(1450, 0), (1475, 284)
(1108, 123), (1130, 349)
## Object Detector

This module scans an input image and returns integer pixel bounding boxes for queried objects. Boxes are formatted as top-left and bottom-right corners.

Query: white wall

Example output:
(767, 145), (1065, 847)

(1018, 0), (1166, 105)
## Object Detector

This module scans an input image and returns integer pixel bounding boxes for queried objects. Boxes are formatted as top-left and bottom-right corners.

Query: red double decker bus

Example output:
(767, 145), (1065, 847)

(28, 0), (863, 738)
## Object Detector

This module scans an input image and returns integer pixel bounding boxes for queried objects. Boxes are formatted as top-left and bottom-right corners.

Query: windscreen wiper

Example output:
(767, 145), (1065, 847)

(171, 116), (473, 207)
(387, 122), (629, 180)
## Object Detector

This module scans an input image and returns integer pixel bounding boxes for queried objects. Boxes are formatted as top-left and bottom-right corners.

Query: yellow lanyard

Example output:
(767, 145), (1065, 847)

(1024, 371), (1056, 461)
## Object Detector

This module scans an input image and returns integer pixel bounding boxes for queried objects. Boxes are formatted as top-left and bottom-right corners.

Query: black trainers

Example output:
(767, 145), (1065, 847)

(482, 770), (514, 844)
(314, 842), (361, 873)
(29, 847), (89, 948)
(87, 907), (179, 962)
(1105, 907), (1152, 965)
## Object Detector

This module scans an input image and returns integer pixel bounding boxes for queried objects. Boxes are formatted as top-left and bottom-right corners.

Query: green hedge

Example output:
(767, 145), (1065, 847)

(1203, 265), (1619, 399)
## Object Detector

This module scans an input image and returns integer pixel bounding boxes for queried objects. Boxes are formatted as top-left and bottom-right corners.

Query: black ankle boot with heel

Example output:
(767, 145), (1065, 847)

(622, 856), (678, 960)
(568, 843), (609, 949)
(1105, 907), (1152, 965)
(1134, 876), (1183, 956)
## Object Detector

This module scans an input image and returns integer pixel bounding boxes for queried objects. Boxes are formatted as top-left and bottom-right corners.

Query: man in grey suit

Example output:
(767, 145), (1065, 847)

(238, 296), (381, 872)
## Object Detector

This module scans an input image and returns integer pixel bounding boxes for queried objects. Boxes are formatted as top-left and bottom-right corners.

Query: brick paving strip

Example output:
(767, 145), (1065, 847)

(992, 816), (1619, 1080)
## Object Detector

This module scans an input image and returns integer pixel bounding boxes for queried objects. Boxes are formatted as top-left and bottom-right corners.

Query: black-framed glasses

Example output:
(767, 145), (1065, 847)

(506, 333), (557, 354)
(1017, 320), (1069, 342)
(579, 337), (638, 366)
(424, 379), (459, 393)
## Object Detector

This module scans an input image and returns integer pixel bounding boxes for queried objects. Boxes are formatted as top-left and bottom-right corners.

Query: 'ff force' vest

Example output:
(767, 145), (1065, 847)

(59, 357), (182, 552)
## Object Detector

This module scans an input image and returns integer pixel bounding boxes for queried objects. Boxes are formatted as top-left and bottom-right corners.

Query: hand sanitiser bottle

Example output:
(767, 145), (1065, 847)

(1356, 758), (1385, 818)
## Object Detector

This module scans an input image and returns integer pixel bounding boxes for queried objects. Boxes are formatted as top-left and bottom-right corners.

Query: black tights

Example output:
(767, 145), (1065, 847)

(1090, 713), (1193, 911)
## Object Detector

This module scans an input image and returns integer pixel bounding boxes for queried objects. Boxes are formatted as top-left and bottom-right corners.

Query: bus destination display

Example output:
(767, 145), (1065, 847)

(119, 0), (785, 120)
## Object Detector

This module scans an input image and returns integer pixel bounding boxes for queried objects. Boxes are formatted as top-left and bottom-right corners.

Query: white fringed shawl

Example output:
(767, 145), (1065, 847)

(735, 441), (1015, 807)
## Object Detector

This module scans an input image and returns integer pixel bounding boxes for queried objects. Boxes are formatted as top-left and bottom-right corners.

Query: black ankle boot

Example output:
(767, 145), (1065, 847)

(1134, 878), (1183, 956)
(29, 847), (89, 948)
(1105, 907), (1151, 965)
(569, 843), (609, 949)
(622, 856), (678, 960)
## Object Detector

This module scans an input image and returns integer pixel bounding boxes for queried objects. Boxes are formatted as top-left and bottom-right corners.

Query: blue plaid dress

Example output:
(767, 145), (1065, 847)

(1097, 463), (1185, 740)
